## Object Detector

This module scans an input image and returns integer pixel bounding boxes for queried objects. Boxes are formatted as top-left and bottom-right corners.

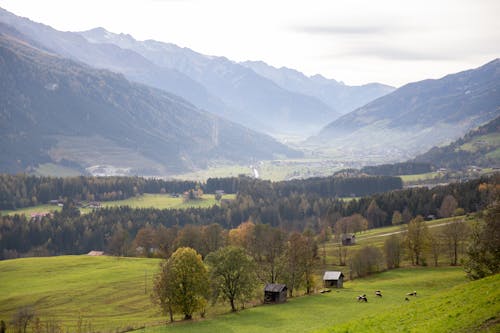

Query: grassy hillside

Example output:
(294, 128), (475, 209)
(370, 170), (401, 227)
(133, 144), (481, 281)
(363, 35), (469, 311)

(2, 193), (235, 216)
(319, 273), (500, 333)
(1, 256), (495, 333)
(0, 256), (163, 332)
(144, 268), (473, 333)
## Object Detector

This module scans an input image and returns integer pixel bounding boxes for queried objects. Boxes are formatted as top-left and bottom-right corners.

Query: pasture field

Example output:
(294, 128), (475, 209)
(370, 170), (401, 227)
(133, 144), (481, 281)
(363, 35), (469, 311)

(320, 273), (500, 333)
(1, 256), (482, 333)
(2, 193), (235, 216)
(143, 267), (489, 333)
(399, 171), (440, 183)
(1, 257), (496, 333)
(0, 255), (163, 332)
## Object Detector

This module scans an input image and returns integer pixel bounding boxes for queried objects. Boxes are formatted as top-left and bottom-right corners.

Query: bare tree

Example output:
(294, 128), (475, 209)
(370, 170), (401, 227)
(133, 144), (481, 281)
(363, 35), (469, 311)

(439, 195), (458, 218)
(405, 216), (429, 265)
(11, 306), (35, 333)
(442, 219), (469, 265)
(384, 234), (402, 269)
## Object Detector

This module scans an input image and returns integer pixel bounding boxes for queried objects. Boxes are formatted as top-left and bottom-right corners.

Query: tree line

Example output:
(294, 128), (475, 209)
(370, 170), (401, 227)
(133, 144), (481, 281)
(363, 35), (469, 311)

(0, 174), (497, 260)
(0, 173), (403, 211)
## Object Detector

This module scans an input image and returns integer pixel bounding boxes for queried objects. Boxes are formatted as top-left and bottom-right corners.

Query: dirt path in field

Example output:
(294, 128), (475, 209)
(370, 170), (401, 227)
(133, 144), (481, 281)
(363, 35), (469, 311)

(360, 219), (466, 240)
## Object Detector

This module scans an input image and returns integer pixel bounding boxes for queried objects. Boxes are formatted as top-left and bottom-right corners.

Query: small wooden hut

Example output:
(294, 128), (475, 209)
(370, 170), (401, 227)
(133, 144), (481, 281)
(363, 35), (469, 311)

(264, 283), (287, 304)
(341, 234), (356, 246)
(323, 271), (344, 288)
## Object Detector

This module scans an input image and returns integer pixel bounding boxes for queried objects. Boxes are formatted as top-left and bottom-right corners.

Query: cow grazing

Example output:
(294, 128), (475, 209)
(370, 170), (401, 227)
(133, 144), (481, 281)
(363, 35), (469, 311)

(375, 290), (382, 297)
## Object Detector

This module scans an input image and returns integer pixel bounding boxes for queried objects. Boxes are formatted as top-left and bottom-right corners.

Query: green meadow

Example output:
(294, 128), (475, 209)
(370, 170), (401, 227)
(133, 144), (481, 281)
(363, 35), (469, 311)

(2, 193), (235, 216)
(1, 255), (497, 333)
(144, 267), (495, 333)
(0, 255), (163, 332)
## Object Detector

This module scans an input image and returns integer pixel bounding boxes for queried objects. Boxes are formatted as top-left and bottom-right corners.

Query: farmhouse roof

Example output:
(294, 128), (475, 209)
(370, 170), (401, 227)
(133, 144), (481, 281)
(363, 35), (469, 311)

(264, 283), (287, 292)
(323, 271), (344, 280)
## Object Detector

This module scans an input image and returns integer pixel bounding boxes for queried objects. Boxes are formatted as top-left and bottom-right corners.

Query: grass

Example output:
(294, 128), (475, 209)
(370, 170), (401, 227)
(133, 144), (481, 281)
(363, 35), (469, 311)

(143, 267), (475, 333)
(0, 255), (164, 332)
(34, 163), (82, 177)
(172, 159), (345, 181)
(319, 273), (500, 333)
(399, 171), (440, 182)
(459, 133), (500, 153)
(99, 193), (236, 210)
(1, 204), (62, 217)
(1, 253), (495, 332)
(2, 193), (235, 216)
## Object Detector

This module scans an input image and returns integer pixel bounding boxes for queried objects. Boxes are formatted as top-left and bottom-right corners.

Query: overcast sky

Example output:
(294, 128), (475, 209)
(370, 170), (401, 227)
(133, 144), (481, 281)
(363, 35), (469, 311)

(1, 0), (499, 87)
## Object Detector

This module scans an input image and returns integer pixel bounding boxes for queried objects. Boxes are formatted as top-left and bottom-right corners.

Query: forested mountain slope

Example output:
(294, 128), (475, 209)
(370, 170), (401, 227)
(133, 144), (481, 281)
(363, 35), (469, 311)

(0, 32), (299, 174)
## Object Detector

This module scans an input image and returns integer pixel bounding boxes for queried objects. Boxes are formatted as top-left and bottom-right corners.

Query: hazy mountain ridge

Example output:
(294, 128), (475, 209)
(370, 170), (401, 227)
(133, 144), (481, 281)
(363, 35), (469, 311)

(0, 8), (232, 121)
(413, 115), (500, 169)
(0, 31), (300, 174)
(78, 27), (341, 136)
(240, 60), (395, 114)
(312, 59), (500, 159)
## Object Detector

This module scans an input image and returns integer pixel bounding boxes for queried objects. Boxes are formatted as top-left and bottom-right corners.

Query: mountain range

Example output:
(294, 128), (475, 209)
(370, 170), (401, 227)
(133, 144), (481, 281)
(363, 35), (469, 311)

(240, 60), (394, 114)
(413, 115), (500, 169)
(0, 6), (499, 176)
(0, 29), (299, 175)
(312, 59), (500, 160)
(0, 7), (396, 137)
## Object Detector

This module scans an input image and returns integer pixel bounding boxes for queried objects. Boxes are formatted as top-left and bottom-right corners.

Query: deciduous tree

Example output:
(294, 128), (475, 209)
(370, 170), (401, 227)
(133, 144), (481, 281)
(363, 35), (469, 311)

(405, 215), (429, 265)
(205, 246), (257, 312)
(464, 201), (500, 279)
(152, 247), (209, 320)
(384, 234), (402, 269)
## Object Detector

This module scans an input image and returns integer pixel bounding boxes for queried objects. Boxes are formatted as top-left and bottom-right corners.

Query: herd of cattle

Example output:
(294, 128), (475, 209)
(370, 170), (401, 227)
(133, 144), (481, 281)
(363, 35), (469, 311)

(356, 290), (417, 302)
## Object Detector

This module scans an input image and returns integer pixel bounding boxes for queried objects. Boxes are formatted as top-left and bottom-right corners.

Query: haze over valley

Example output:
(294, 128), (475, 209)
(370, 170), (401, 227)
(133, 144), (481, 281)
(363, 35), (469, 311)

(0, 2), (499, 333)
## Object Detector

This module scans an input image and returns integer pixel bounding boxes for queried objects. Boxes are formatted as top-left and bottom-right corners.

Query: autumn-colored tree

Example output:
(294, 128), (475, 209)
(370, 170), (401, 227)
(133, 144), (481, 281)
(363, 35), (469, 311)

(366, 200), (387, 228)
(175, 224), (203, 255)
(205, 246), (257, 312)
(248, 224), (286, 283)
(442, 219), (469, 265)
(464, 201), (500, 279)
(201, 223), (226, 257)
(383, 234), (402, 269)
(391, 210), (403, 225)
(428, 233), (441, 267)
(154, 225), (178, 259)
(439, 195), (458, 218)
(228, 221), (255, 249)
(350, 245), (384, 278)
(152, 247), (209, 320)
(405, 215), (429, 265)
(134, 226), (155, 257)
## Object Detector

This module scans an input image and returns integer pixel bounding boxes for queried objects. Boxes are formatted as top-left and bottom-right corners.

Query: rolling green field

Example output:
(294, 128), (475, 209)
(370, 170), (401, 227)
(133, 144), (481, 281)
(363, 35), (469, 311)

(0, 256), (163, 332)
(320, 273), (500, 333)
(2, 193), (235, 216)
(2, 255), (497, 333)
(399, 171), (440, 183)
(143, 267), (497, 333)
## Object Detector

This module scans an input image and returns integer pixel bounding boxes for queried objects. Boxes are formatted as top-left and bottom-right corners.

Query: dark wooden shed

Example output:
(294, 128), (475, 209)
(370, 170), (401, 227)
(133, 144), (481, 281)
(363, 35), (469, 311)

(323, 271), (344, 288)
(342, 234), (356, 246)
(264, 283), (287, 304)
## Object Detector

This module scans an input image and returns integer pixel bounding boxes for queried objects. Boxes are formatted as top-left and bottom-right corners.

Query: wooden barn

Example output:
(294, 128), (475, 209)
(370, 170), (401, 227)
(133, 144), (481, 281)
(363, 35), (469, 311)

(342, 234), (356, 246)
(323, 271), (344, 288)
(264, 283), (287, 304)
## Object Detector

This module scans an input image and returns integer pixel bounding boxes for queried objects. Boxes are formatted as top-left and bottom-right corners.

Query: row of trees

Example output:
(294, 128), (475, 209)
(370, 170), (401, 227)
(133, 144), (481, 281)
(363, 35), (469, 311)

(152, 222), (320, 320)
(0, 173), (403, 211)
(0, 174), (199, 210)
(1, 175), (497, 259)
